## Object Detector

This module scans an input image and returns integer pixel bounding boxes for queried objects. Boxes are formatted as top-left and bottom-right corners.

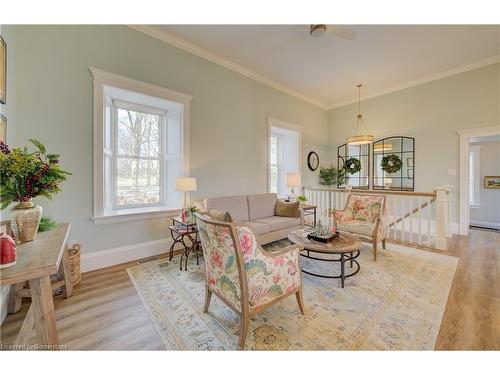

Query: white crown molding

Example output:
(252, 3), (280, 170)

(328, 55), (500, 109)
(128, 25), (329, 110)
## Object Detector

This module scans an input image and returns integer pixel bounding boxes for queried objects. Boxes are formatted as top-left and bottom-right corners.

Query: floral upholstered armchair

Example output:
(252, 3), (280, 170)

(195, 212), (305, 349)
(332, 194), (387, 261)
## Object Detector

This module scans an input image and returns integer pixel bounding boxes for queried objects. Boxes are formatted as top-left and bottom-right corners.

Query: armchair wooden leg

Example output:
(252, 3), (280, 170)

(295, 290), (306, 315)
(372, 239), (377, 262)
(238, 311), (249, 350)
(203, 285), (212, 313)
(382, 238), (386, 250)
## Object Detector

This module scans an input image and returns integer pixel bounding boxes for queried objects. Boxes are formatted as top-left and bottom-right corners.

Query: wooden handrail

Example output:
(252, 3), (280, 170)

(303, 187), (437, 198)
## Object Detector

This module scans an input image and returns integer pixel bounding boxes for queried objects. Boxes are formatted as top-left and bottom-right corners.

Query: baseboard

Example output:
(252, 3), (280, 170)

(470, 220), (500, 229)
(81, 238), (173, 273)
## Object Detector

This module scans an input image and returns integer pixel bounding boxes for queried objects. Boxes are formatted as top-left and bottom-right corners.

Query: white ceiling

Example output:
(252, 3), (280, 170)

(144, 25), (500, 109)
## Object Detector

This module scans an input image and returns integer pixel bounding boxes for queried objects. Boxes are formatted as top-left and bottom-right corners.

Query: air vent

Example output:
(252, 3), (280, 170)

(138, 256), (159, 264)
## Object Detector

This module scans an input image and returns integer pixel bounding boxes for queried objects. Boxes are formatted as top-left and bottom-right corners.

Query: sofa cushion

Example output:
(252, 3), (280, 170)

(253, 216), (301, 232)
(337, 221), (374, 237)
(275, 200), (300, 218)
(240, 221), (271, 236)
(204, 195), (250, 222)
(247, 193), (278, 220)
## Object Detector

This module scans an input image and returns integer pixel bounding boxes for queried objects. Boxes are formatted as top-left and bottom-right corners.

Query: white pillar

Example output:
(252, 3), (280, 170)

(435, 187), (448, 250)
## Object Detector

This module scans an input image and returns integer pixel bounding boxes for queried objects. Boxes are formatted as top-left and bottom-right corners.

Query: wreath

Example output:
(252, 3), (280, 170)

(381, 154), (403, 174)
(344, 157), (361, 174)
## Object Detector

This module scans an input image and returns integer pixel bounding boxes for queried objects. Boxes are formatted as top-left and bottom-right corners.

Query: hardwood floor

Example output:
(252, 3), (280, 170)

(434, 229), (499, 350)
(1, 229), (498, 350)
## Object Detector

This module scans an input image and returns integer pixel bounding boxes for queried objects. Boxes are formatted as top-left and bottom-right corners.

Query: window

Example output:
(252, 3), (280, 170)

(469, 145), (481, 207)
(91, 68), (192, 224)
(268, 119), (301, 197)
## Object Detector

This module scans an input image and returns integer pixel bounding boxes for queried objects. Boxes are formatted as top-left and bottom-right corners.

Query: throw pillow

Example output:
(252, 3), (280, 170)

(275, 200), (300, 218)
(209, 209), (234, 223)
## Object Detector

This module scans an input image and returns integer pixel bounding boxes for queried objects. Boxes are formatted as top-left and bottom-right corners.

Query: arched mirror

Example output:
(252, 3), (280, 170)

(372, 136), (415, 191)
(337, 143), (370, 189)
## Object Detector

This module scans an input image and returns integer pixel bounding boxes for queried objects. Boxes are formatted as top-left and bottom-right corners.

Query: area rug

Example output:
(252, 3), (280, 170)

(127, 241), (458, 350)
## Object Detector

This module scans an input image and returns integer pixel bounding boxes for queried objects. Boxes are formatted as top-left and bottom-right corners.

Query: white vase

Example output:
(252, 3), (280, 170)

(14, 200), (43, 242)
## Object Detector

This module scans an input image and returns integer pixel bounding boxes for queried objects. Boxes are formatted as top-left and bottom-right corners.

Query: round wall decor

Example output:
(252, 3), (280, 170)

(344, 157), (362, 174)
(307, 151), (319, 171)
(381, 154), (402, 174)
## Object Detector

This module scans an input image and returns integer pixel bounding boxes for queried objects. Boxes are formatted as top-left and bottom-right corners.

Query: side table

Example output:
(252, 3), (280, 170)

(169, 216), (201, 271)
(300, 204), (318, 227)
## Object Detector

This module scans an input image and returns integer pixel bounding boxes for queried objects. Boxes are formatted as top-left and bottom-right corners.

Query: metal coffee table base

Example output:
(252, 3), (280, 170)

(300, 249), (360, 288)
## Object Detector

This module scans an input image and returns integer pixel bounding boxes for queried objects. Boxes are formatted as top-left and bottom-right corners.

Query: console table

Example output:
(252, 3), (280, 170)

(1, 223), (72, 348)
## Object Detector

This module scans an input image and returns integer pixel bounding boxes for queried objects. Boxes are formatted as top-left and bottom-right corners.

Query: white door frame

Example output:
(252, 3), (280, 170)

(457, 125), (500, 235)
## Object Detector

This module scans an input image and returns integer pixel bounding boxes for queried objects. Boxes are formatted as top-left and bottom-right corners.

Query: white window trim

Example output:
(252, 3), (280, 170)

(90, 67), (192, 225)
(469, 145), (481, 208)
(267, 118), (303, 197)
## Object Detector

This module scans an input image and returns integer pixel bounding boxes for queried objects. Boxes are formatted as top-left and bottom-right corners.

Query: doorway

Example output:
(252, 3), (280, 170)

(457, 125), (500, 235)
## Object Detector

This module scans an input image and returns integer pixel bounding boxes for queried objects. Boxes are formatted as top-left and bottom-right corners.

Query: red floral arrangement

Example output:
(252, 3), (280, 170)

(0, 139), (71, 209)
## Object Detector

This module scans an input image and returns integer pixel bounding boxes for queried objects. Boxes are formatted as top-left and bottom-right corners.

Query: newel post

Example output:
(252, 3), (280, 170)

(435, 187), (448, 250)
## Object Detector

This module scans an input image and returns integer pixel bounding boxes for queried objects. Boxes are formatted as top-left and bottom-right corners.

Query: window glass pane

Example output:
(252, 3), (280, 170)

(116, 158), (160, 206)
(270, 136), (278, 164)
(117, 108), (160, 157)
(270, 165), (278, 193)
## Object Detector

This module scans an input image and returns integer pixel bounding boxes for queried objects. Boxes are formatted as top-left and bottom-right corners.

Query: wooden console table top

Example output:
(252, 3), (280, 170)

(1, 223), (71, 285)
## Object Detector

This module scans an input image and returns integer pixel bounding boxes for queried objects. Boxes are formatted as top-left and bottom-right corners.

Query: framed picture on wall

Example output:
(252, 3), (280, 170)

(0, 35), (6, 104)
(0, 114), (6, 142)
(484, 176), (500, 189)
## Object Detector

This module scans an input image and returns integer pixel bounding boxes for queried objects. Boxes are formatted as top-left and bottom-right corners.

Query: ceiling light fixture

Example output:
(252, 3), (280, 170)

(310, 25), (327, 38)
(346, 84), (374, 146)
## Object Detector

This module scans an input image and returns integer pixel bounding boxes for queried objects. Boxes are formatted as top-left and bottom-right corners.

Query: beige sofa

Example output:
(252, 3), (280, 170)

(203, 193), (303, 245)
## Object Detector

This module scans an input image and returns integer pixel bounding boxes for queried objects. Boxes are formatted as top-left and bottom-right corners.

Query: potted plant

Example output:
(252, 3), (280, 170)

(0, 139), (71, 241)
(186, 204), (200, 222)
(318, 164), (346, 187)
(297, 194), (307, 204)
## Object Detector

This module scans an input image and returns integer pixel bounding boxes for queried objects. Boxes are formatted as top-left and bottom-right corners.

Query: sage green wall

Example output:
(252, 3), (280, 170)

(327, 63), (500, 223)
(11, 25), (327, 253)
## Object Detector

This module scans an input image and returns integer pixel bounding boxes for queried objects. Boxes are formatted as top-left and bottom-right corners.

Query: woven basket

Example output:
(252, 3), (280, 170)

(68, 244), (81, 287)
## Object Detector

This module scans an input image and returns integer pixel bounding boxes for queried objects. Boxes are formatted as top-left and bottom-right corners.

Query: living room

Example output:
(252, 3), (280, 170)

(0, 0), (499, 372)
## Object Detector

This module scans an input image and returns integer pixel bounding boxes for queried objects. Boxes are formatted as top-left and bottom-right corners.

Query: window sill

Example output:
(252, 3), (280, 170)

(92, 207), (181, 225)
(470, 204), (481, 209)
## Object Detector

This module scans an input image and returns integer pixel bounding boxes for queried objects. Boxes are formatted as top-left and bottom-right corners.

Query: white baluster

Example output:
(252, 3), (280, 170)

(401, 197), (405, 242)
(409, 197), (414, 243)
(390, 196), (396, 240)
(418, 197), (423, 245)
(426, 197), (431, 247)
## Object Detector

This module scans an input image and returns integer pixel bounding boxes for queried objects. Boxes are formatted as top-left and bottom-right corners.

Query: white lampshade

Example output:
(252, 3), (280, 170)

(286, 172), (301, 188)
(346, 134), (374, 145)
(175, 177), (197, 192)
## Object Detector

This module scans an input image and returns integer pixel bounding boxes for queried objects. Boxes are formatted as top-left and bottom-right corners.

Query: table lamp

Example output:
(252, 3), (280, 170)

(286, 172), (301, 202)
(175, 177), (197, 211)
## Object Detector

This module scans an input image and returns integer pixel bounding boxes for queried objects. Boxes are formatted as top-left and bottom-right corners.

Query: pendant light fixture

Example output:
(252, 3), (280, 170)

(346, 84), (374, 145)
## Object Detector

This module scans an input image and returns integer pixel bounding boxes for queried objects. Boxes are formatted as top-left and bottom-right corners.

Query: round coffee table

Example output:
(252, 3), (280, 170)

(288, 230), (362, 288)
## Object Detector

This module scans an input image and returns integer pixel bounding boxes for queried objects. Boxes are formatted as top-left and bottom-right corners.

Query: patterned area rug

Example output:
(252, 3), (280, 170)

(127, 240), (458, 350)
